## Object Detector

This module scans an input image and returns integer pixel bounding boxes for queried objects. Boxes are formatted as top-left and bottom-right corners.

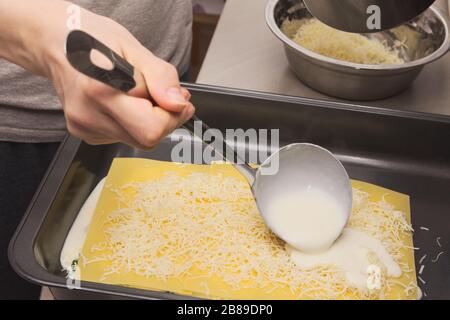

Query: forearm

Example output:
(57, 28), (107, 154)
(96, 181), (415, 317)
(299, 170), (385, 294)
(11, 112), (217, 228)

(0, 0), (74, 77)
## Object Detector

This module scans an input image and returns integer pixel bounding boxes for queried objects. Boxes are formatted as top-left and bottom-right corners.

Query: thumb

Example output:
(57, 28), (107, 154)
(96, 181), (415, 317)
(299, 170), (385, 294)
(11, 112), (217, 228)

(132, 50), (188, 112)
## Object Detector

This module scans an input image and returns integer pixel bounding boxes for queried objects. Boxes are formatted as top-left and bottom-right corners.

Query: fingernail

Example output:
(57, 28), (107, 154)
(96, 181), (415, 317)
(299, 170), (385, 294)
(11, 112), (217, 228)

(185, 104), (195, 119)
(166, 87), (187, 105)
(183, 89), (192, 100)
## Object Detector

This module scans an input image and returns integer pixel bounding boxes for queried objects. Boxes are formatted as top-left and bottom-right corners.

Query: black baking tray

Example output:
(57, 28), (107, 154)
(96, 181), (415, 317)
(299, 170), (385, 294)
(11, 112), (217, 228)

(8, 84), (450, 300)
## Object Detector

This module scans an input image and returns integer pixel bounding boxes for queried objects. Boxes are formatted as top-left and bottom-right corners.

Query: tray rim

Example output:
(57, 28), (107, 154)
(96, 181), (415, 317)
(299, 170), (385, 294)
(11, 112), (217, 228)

(184, 83), (450, 125)
(8, 83), (450, 300)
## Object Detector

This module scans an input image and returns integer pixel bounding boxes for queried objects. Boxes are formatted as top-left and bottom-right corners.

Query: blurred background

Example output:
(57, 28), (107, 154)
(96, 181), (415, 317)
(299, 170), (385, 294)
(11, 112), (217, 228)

(191, 0), (226, 81)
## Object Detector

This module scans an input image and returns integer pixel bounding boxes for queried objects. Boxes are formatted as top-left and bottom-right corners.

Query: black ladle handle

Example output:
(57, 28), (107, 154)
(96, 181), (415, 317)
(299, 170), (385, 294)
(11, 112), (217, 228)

(66, 30), (136, 92)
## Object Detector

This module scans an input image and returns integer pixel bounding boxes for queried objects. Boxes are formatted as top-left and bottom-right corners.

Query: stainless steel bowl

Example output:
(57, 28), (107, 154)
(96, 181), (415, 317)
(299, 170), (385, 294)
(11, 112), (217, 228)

(266, 0), (450, 100)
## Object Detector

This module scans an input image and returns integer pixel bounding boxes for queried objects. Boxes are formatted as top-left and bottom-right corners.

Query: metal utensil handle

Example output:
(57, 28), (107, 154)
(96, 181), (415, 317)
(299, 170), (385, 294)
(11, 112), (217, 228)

(65, 30), (256, 182)
(183, 114), (256, 184)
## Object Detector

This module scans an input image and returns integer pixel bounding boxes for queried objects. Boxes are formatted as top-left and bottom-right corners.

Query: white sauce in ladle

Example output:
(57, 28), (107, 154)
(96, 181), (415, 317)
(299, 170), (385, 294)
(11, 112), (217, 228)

(266, 186), (347, 253)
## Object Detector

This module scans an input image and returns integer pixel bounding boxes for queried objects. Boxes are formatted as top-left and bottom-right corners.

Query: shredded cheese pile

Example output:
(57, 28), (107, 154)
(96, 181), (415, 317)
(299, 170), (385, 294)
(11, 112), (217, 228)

(281, 18), (404, 65)
(81, 171), (417, 299)
(348, 189), (417, 297)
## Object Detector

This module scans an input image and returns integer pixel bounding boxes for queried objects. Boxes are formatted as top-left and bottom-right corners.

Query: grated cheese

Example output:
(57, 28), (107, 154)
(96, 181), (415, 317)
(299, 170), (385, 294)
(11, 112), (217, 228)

(436, 237), (442, 248)
(419, 254), (427, 264)
(79, 170), (418, 300)
(419, 265), (425, 275)
(431, 252), (444, 263)
(281, 18), (404, 65)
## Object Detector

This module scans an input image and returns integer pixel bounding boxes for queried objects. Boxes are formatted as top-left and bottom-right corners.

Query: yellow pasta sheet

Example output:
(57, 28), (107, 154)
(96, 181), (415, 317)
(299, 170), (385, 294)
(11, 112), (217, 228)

(79, 158), (417, 299)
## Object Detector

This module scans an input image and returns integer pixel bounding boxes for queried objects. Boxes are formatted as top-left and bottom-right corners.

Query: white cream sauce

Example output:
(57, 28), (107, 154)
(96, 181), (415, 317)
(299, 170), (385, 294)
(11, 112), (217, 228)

(60, 178), (106, 274)
(287, 229), (402, 289)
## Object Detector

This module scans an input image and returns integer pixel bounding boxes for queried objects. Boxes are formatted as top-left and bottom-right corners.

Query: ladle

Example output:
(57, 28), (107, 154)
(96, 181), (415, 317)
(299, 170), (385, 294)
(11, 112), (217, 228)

(303, 0), (436, 33)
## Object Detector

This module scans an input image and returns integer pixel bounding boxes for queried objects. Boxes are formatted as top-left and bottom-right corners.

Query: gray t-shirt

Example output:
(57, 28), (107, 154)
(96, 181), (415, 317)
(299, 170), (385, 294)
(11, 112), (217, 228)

(0, 0), (192, 143)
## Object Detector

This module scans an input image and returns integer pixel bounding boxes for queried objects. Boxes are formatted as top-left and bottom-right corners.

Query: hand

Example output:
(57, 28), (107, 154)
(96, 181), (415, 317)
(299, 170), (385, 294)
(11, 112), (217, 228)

(0, 0), (194, 149)
(51, 9), (194, 149)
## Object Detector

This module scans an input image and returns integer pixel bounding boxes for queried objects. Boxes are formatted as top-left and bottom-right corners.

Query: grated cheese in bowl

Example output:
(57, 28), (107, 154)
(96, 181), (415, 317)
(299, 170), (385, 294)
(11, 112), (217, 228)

(281, 18), (405, 65)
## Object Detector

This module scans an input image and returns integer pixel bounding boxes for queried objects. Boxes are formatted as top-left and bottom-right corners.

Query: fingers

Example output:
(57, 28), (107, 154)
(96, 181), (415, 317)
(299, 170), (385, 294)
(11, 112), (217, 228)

(64, 72), (195, 150)
(101, 92), (195, 149)
(62, 39), (196, 150)
(127, 68), (150, 99)
(66, 106), (160, 150)
(129, 68), (192, 111)
(64, 80), (148, 149)
(126, 56), (193, 117)
(130, 48), (190, 113)
(181, 87), (192, 101)
(66, 118), (117, 146)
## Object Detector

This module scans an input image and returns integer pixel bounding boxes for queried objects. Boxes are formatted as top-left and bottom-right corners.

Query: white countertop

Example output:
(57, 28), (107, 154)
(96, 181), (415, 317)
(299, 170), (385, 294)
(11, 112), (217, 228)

(197, 0), (450, 116)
